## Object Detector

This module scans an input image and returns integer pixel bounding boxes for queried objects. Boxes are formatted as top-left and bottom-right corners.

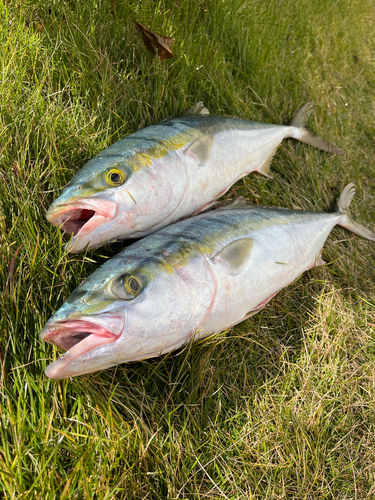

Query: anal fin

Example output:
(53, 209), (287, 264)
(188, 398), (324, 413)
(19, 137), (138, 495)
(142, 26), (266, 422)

(257, 146), (278, 179)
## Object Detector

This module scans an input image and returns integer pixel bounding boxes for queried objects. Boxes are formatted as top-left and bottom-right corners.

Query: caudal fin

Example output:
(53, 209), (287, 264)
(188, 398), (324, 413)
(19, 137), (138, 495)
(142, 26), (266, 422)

(336, 183), (375, 241)
(290, 103), (345, 155)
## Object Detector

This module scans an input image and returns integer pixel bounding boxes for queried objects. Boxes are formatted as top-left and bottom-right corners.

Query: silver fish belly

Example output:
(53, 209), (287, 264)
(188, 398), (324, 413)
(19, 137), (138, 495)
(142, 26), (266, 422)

(40, 184), (374, 379)
(46, 103), (344, 252)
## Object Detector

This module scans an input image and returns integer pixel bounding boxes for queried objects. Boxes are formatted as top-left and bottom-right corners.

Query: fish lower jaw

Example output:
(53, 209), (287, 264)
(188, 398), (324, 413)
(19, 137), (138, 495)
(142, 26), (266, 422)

(62, 212), (111, 252)
(64, 209), (97, 235)
(58, 210), (109, 238)
(42, 321), (119, 379)
(46, 199), (118, 242)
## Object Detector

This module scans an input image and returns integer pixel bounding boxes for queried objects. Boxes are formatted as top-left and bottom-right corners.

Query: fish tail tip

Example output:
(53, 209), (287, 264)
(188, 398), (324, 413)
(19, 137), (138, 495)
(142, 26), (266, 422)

(290, 103), (344, 155)
(337, 183), (375, 241)
(290, 102), (315, 127)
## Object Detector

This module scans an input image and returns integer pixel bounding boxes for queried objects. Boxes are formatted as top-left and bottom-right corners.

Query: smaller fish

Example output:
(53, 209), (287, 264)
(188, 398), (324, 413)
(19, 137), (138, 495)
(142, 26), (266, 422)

(46, 103), (344, 252)
(40, 183), (374, 379)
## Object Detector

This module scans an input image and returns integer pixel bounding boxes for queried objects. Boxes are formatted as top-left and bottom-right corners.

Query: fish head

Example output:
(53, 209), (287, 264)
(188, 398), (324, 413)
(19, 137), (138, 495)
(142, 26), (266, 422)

(46, 149), (179, 252)
(41, 241), (216, 379)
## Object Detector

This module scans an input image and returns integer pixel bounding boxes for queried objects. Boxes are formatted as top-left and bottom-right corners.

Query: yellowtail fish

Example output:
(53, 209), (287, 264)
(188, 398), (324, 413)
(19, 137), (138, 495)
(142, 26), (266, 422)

(46, 102), (344, 252)
(41, 183), (373, 379)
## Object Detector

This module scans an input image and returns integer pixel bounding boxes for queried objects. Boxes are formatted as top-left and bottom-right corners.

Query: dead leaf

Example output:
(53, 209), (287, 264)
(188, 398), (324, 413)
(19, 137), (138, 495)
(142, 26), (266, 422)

(134, 19), (174, 60)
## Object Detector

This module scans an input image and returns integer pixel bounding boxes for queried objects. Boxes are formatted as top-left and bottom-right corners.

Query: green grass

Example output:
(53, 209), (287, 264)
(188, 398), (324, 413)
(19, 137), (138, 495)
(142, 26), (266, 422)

(1, 0), (375, 497)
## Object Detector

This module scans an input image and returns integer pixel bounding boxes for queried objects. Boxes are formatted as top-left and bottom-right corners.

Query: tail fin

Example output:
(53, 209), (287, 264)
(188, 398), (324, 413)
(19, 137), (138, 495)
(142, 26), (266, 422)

(336, 183), (375, 241)
(290, 103), (345, 155)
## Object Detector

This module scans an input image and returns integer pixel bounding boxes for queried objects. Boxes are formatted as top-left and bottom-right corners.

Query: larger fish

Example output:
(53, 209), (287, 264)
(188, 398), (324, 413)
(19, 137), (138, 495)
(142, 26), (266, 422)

(41, 183), (374, 379)
(46, 102), (344, 252)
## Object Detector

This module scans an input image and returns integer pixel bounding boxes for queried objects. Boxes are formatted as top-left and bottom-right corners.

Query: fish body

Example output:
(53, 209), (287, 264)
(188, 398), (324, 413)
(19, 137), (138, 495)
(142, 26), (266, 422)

(41, 184), (374, 379)
(46, 104), (343, 252)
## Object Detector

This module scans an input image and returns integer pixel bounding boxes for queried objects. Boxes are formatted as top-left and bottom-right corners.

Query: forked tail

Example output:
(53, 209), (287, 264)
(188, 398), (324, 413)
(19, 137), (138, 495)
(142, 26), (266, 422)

(290, 103), (345, 155)
(336, 183), (375, 241)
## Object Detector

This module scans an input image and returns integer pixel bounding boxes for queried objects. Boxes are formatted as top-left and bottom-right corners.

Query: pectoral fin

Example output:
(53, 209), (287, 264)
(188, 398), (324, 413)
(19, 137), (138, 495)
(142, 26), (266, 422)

(184, 135), (214, 165)
(313, 255), (326, 268)
(212, 237), (254, 275)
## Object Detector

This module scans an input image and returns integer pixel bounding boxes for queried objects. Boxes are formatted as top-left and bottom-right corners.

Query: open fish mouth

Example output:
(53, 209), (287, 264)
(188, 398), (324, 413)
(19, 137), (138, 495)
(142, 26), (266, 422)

(46, 199), (117, 237)
(41, 319), (120, 379)
(41, 320), (118, 354)
(55, 208), (96, 235)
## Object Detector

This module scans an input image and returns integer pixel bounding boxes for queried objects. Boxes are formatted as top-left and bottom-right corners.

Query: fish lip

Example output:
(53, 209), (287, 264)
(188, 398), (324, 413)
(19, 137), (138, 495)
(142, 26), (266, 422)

(41, 319), (122, 379)
(46, 198), (118, 237)
(41, 319), (119, 348)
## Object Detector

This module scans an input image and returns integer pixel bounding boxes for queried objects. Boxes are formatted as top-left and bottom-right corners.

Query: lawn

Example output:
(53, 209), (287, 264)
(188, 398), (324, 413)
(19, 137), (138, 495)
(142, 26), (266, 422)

(1, 0), (375, 498)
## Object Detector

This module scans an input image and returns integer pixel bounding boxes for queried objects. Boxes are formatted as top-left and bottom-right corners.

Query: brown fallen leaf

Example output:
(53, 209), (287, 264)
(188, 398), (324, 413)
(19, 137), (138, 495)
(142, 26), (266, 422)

(134, 19), (174, 60)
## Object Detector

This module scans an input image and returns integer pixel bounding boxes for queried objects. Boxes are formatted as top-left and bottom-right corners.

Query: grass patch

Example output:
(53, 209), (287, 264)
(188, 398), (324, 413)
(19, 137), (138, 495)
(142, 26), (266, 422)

(1, 0), (375, 497)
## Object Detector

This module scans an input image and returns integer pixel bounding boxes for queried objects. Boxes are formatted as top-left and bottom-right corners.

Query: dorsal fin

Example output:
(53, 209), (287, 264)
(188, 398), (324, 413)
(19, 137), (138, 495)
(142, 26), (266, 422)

(184, 135), (213, 165)
(212, 238), (254, 275)
(183, 102), (210, 116)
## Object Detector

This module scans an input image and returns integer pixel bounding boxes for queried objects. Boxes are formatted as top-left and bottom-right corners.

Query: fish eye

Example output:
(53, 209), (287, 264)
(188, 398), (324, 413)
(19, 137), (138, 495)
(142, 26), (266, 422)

(124, 275), (141, 295)
(111, 273), (143, 300)
(125, 276), (140, 294)
(104, 167), (126, 187)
